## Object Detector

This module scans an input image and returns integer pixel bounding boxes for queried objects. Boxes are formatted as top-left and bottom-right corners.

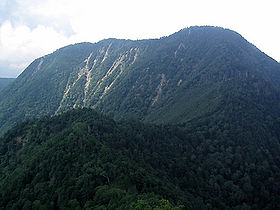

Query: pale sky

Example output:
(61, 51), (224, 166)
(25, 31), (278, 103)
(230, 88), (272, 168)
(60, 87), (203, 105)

(0, 0), (279, 78)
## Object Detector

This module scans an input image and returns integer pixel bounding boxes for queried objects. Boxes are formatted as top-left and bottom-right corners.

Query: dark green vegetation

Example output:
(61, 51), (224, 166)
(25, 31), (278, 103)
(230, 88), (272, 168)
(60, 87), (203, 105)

(1, 108), (280, 209)
(0, 109), (186, 209)
(1, 26), (279, 135)
(0, 78), (15, 91)
(1, 26), (280, 209)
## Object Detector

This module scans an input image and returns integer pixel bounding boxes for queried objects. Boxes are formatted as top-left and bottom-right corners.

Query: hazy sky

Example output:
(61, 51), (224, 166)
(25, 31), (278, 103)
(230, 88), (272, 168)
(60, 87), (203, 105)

(0, 0), (279, 78)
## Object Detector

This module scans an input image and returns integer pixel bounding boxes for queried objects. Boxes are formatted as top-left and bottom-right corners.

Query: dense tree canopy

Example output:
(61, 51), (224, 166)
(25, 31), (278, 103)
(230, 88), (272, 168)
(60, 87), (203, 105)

(0, 108), (280, 209)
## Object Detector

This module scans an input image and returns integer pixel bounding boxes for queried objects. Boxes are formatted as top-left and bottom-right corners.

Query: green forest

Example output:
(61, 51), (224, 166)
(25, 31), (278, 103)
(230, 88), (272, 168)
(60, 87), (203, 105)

(1, 108), (279, 209)
(1, 26), (280, 209)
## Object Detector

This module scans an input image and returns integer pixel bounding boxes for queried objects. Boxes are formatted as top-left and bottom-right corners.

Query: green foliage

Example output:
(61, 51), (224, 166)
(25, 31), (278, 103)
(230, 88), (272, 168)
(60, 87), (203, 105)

(0, 108), (280, 209)
(130, 195), (183, 210)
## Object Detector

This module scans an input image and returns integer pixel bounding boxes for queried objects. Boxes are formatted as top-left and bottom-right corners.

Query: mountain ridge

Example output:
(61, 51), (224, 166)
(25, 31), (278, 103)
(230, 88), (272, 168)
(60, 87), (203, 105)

(0, 26), (280, 135)
(1, 26), (280, 209)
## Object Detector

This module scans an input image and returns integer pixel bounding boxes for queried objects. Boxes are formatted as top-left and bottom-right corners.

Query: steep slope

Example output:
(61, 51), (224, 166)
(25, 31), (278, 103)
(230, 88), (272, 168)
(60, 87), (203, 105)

(0, 78), (15, 91)
(0, 109), (280, 209)
(0, 26), (280, 135)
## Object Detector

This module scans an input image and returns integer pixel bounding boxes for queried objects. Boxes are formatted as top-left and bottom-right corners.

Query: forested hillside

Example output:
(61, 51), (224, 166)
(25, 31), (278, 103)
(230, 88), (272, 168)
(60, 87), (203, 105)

(1, 26), (280, 209)
(0, 78), (15, 91)
(0, 26), (279, 136)
(0, 108), (280, 209)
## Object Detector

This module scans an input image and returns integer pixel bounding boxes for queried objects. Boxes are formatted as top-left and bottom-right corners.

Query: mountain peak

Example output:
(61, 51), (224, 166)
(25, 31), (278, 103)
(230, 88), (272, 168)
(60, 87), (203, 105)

(1, 26), (280, 209)
(0, 27), (279, 135)
(172, 25), (241, 38)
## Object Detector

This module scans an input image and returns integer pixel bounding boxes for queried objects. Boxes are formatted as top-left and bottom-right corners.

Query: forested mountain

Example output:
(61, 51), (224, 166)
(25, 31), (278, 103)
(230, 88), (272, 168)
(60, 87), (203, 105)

(0, 78), (15, 91)
(0, 108), (280, 209)
(1, 26), (280, 209)
(0, 26), (279, 135)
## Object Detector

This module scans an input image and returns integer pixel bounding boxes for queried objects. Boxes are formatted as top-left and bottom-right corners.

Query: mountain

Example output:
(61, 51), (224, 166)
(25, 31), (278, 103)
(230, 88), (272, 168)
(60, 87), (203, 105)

(0, 78), (15, 91)
(1, 108), (279, 209)
(1, 26), (280, 209)
(0, 26), (280, 136)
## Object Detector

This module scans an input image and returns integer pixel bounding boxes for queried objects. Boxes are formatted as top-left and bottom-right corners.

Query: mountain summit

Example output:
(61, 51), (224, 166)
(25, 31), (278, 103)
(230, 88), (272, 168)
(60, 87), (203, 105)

(1, 26), (280, 209)
(0, 26), (280, 135)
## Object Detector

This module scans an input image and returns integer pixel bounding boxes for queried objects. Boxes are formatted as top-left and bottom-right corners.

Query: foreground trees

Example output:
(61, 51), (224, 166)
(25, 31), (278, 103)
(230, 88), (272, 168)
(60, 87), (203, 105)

(0, 108), (280, 209)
